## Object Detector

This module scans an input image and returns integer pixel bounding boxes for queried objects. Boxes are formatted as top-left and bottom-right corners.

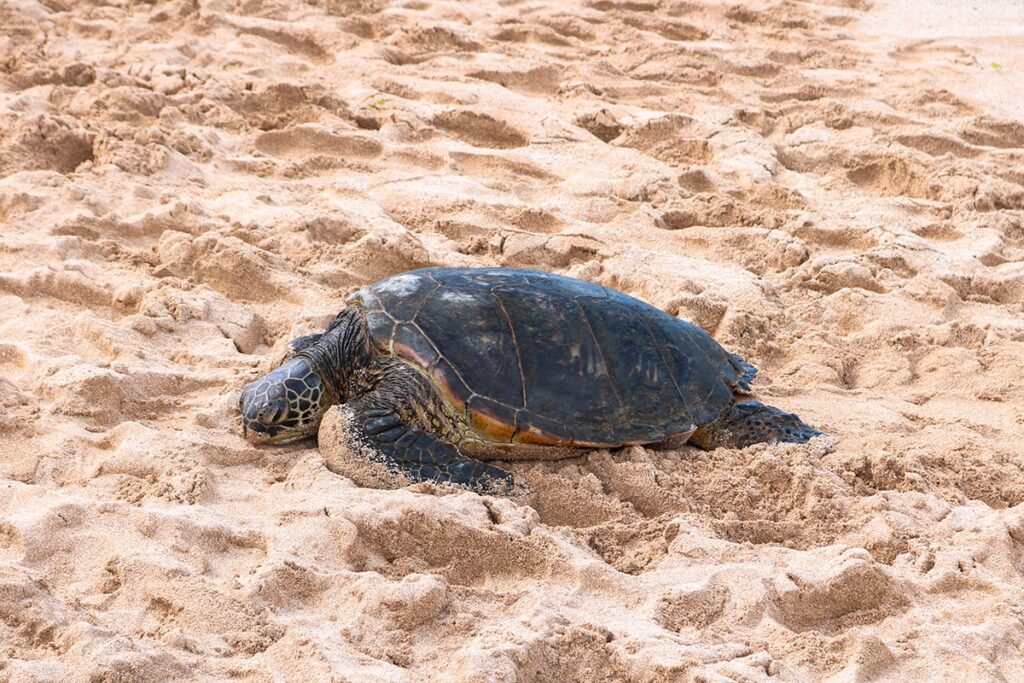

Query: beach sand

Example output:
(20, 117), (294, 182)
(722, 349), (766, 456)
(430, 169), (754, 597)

(2, 0), (1024, 680)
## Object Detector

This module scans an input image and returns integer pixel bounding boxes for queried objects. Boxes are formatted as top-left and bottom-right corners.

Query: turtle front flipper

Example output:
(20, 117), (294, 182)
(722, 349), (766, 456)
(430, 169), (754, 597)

(689, 400), (822, 450)
(319, 400), (524, 496)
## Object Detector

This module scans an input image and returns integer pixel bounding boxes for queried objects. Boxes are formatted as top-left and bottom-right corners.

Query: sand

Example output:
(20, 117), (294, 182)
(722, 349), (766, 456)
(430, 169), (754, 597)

(2, 0), (1024, 680)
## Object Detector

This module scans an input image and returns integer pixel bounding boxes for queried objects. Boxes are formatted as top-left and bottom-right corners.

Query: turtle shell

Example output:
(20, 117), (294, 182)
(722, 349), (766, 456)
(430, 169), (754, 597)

(347, 268), (752, 447)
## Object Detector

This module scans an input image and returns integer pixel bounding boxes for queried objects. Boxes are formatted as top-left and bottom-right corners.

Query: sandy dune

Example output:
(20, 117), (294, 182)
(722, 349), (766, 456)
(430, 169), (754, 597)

(2, 0), (1024, 680)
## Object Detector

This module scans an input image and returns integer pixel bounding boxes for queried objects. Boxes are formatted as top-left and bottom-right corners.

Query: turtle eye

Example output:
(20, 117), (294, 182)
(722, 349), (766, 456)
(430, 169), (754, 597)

(258, 400), (289, 425)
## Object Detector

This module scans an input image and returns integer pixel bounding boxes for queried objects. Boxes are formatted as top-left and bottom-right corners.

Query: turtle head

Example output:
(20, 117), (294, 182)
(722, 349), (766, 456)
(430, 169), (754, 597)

(239, 357), (332, 444)
(239, 309), (371, 444)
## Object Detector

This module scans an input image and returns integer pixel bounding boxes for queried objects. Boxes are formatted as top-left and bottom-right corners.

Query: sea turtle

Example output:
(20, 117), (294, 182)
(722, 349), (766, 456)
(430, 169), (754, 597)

(239, 267), (821, 494)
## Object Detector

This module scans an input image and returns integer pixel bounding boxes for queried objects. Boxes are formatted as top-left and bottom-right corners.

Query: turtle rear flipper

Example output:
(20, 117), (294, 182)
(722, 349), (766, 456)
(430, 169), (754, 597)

(729, 354), (758, 393)
(689, 401), (821, 450)
(321, 399), (525, 496)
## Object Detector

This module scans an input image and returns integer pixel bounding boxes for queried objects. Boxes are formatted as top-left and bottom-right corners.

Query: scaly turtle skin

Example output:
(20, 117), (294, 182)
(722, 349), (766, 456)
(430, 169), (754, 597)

(239, 267), (822, 494)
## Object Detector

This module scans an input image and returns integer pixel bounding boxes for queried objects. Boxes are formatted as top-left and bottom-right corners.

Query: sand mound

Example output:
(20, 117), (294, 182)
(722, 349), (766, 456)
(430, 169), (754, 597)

(2, 0), (1024, 679)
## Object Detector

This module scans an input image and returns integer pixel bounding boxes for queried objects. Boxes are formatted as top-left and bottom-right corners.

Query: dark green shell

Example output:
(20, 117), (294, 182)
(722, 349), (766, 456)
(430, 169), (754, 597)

(347, 267), (753, 447)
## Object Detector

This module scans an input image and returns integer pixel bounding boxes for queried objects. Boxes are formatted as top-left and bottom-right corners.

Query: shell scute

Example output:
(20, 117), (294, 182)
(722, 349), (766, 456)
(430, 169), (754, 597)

(574, 296), (684, 424)
(494, 287), (620, 427)
(365, 272), (440, 322)
(392, 323), (438, 368)
(364, 310), (396, 353)
(466, 395), (518, 443)
(428, 356), (471, 415)
(414, 286), (524, 409)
